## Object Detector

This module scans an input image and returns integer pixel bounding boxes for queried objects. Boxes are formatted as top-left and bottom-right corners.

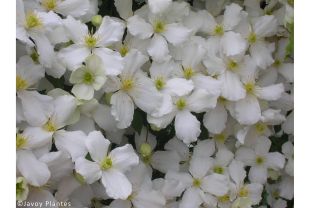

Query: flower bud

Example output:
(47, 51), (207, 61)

(73, 169), (87, 185)
(16, 177), (29, 202)
(91, 15), (103, 27)
(150, 123), (161, 131)
(140, 142), (152, 157)
(105, 93), (114, 105)
(267, 169), (280, 181)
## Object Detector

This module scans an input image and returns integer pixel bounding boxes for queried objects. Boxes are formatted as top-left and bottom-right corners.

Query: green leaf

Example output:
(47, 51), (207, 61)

(45, 73), (65, 89)
(286, 22), (294, 56)
(131, 110), (144, 135)
(198, 124), (209, 140)
(85, 153), (94, 162)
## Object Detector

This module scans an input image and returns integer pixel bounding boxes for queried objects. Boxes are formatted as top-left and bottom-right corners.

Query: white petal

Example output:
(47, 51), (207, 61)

(235, 94), (260, 125)
(58, 44), (90, 71)
(165, 170), (193, 189)
(161, 22), (192, 46)
(180, 187), (204, 208)
(283, 111), (294, 135)
(257, 66), (278, 87)
(147, 34), (169, 62)
(222, 3), (242, 31)
(92, 104), (118, 131)
(250, 42), (274, 70)
(151, 150), (180, 173)
(54, 130), (88, 162)
(110, 200), (131, 208)
(265, 152), (285, 171)
(110, 144), (139, 173)
(17, 150), (50, 187)
(129, 74), (163, 114)
(164, 78), (194, 97)
(127, 15), (154, 39)
(38, 151), (74, 181)
(247, 183), (264, 205)
(198, 10), (217, 34)
(147, 110), (177, 129)
(201, 174), (228, 196)
(192, 74), (222, 97)
(132, 189), (166, 208)
(235, 147), (256, 166)
(218, 71), (246, 101)
(23, 126), (53, 149)
(114, 0), (133, 20)
(150, 93), (174, 117)
(175, 110), (201, 143)
(253, 15), (277, 37)
(203, 102), (227, 134)
(101, 169), (132, 200)
(187, 89), (217, 113)
(148, 0), (172, 14)
(52, 95), (77, 129)
(17, 90), (53, 127)
(256, 83), (284, 100)
(215, 149), (234, 167)
(96, 16), (125, 47)
(228, 160), (246, 186)
(75, 157), (102, 184)
(111, 91), (135, 129)
(278, 63), (294, 82)
(203, 54), (226, 76)
(62, 15), (88, 44)
(189, 156), (210, 178)
(72, 83), (94, 100)
(193, 139), (215, 158)
(86, 131), (110, 163)
(249, 165), (267, 184)
(93, 48), (124, 76)
(220, 31), (247, 56)
(122, 49), (149, 75)
(56, 0), (90, 17)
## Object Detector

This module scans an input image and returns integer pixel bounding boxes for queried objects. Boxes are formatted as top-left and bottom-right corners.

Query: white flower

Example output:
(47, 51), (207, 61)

(75, 131), (139, 200)
(235, 136), (286, 184)
(70, 53), (107, 100)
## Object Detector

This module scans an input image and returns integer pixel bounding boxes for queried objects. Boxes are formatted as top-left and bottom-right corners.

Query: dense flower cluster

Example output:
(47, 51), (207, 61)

(16, 0), (294, 207)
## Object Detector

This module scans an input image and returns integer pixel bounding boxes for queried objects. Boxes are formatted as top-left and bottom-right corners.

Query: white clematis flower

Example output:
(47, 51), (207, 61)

(70, 53), (107, 100)
(75, 131), (139, 200)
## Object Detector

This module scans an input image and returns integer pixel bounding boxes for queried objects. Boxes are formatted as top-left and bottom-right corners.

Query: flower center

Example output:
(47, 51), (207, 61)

(227, 59), (238, 70)
(265, 10), (273, 15)
(256, 156), (265, 166)
(155, 77), (166, 90)
(255, 123), (267, 135)
(120, 45), (130, 57)
(214, 166), (225, 175)
(30, 51), (40, 64)
(273, 190), (280, 198)
(16, 76), (30, 90)
(41, 0), (58, 11)
(192, 178), (201, 187)
(248, 32), (257, 43)
(213, 24), (224, 36)
(183, 67), (195, 79)
(215, 133), (227, 144)
(245, 82), (256, 94)
(218, 97), (227, 103)
(43, 120), (57, 132)
(84, 72), (94, 84)
(26, 11), (44, 29)
(153, 19), (167, 33)
(274, 59), (282, 67)
(122, 79), (134, 91)
(239, 186), (249, 197)
(218, 194), (230, 202)
(16, 133), (30, 149)
(84, 33), (99, 49)
(176, 98), (187, 110)
(101, 157), (113, 170)
(142, 155), (152, 164)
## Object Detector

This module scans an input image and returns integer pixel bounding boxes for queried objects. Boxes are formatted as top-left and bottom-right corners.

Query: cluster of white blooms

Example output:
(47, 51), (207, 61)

(16, 0), (294, 207)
